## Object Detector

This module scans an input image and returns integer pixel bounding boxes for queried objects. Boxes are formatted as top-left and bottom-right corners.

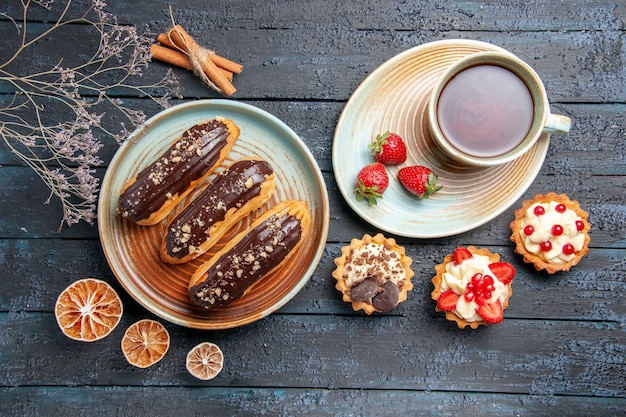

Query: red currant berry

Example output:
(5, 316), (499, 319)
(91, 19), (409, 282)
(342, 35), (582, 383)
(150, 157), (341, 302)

(524, 225), (534, 235)
(575, 220), (585, 231)
(551, 224), (564, 236)
(533, 206), (546, 216)
(555, 203), (567, 213)
(540, 241), (552, 251)
(563, 243), (575, 255)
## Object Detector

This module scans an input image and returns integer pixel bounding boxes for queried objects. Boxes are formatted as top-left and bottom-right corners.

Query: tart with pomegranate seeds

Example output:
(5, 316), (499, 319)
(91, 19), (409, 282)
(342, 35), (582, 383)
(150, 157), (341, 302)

(431, 246), (516, 329)
(510, 193), (590, 274)
(332, 233), (414, 315)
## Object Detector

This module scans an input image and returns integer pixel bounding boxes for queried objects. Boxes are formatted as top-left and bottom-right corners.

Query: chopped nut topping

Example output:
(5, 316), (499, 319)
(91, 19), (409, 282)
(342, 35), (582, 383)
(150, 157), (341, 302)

(344, 243), (406, 289)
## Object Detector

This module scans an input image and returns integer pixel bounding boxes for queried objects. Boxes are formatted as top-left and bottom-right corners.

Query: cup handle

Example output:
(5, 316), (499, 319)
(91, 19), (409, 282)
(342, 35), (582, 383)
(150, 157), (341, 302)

(543, 114), (571, 134)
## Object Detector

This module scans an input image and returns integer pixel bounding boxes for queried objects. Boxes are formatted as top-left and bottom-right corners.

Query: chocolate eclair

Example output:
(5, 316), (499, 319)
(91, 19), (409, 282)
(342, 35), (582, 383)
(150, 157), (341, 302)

(160, 158), (276, 264)
(117, 118), (239, 225)
(188, 200), (311, 310)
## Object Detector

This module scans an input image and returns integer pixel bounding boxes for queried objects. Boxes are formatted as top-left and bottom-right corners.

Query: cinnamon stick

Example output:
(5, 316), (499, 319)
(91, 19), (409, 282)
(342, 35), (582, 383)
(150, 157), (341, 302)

(151, 43), (233, 82)
(210, 54), (243, 75)
(157, 33), (243, 74)
(156, 33), (179, 50)
(150, 43), (194, 71)
(167, 25), (236, 96)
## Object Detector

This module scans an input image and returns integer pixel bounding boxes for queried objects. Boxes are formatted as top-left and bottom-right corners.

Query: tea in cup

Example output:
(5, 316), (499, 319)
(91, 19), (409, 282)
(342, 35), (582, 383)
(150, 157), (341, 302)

(427, 51), (571, 167)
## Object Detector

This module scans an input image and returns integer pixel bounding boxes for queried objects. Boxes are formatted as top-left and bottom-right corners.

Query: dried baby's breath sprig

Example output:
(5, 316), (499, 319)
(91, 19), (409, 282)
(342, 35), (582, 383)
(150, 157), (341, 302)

(0, 0), (182, 231)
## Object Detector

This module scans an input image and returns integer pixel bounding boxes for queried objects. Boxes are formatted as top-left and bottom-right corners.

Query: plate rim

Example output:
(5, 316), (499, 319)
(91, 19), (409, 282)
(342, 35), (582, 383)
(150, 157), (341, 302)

(332, 39), (549, 238)
(98, 99), (330, 329)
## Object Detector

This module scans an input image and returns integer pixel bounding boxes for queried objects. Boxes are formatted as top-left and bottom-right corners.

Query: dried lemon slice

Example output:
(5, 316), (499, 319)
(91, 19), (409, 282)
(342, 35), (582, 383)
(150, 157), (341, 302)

(121, 319), (170, 368)
(186, 342), (224, 380)
(54, 278), (123, 342)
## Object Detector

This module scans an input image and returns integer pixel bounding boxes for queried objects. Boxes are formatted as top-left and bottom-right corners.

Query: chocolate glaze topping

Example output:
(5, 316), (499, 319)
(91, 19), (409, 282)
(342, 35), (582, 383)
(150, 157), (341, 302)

(189, 211), (303, 309)
(117, 119), (230, 222)
(165, 159), (274, 259)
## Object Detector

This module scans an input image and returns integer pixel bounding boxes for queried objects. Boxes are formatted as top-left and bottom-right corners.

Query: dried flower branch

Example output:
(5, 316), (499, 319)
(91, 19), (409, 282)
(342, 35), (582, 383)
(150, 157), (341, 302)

(0, 0), (182, 231)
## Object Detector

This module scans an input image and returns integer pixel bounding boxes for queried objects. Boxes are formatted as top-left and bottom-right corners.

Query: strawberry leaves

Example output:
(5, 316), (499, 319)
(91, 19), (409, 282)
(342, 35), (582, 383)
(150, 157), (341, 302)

(354, 131), (442, 205)
(354, 162), (389, 205)
(369, 131), (407, 165)
(398, 165), (442, 199)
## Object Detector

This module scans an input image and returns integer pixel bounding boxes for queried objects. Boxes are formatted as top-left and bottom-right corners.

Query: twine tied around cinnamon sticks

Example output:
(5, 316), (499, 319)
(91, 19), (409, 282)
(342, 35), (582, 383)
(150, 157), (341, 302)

(150, 24), (243, 96)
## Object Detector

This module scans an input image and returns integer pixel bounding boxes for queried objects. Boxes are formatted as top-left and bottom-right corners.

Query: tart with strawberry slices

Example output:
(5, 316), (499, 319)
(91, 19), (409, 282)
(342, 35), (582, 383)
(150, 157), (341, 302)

(510, 193), (591, 274)
(431, 246), (515, 329)
(333, 233), (414, 315)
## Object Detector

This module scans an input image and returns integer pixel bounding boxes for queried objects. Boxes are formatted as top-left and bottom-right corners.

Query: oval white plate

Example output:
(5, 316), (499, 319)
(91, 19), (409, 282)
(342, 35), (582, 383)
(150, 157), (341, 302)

(98, 100), (329, 329)
(333, 39), (549, 238)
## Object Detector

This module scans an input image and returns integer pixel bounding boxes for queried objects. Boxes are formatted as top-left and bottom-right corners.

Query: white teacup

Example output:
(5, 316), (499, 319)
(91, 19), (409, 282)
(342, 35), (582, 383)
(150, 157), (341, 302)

(427, 51), (571, 167)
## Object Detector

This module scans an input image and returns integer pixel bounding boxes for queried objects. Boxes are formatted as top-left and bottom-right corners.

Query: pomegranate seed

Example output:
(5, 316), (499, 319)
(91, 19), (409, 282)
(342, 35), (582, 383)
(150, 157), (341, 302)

(540, 241), (552, 251)
(551, 224), (564, 236)
(555, 203), (567, 213)
(563, 243), (575, 255)
(471, 273), (482, 286)
(533, 206), (546, 216)
(524, 225), (534, 235)
(464, 273), (495, 306)
(576, 220), (585, 231)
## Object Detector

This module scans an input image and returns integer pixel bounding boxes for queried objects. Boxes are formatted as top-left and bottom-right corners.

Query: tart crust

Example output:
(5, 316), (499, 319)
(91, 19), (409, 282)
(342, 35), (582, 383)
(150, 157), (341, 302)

(510, 192), (591, 274)
(332, 233), (414, 315)
(431, 246), (513, 329)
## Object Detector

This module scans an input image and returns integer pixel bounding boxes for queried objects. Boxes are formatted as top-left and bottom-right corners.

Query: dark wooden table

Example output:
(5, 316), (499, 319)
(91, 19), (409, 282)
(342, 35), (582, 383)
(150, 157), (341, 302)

(1, 1), (625, 415)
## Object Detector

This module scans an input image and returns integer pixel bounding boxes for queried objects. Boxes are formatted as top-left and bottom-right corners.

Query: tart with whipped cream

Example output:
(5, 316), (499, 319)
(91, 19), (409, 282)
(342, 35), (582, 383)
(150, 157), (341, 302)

(431, 246), (515, 329)
(332, 233), (414, 314)
(510, 193), (590, 274)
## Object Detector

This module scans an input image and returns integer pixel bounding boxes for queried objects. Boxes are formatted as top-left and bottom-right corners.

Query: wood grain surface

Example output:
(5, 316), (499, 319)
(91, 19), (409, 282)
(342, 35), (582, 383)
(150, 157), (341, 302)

(1, 0), (624, 416)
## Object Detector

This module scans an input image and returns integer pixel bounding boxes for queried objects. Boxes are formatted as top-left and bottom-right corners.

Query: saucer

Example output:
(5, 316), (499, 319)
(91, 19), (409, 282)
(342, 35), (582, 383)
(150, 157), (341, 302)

(332, 39), (550, 238)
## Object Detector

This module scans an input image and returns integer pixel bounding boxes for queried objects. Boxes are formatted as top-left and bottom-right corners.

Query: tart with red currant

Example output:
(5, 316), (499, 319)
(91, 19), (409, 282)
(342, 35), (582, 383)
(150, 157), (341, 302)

(510, 192), (590, 274)
(332, 233), (414, 315)
(431, 246), (516, 329)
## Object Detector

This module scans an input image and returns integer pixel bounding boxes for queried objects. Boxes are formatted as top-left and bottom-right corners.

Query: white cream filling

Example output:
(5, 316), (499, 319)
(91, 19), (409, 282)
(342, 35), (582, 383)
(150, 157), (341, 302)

(441, 254), (509, 322)
(343, 243), (405, 288)
(520, 201), (585, 264)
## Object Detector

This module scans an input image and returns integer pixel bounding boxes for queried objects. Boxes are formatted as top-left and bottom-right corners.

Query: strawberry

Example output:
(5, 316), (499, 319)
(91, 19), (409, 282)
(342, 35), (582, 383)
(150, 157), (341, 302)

(476, 299), (504, 324)
(488, 262), (516, 285)
(453, 247), (473, 266)
(369, 131), (407, 165)
(397, 165), (442, 199)
(437, 290), (460, 311)
(354, 162), (389, 205)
